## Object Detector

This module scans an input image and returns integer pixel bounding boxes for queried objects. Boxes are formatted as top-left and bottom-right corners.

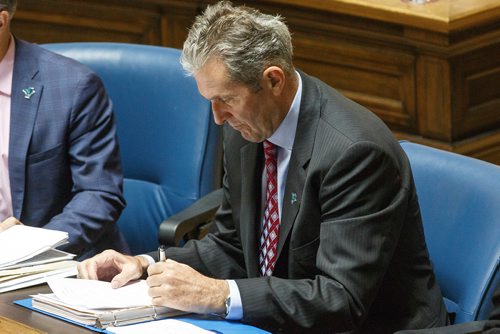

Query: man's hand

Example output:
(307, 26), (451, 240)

(77, 249), (150, 288)
(0, 217), (22, 232)
(146, 259), (229, 315)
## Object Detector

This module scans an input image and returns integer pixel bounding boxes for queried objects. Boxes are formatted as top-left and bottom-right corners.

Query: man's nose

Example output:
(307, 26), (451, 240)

(211, 101), (229, 125)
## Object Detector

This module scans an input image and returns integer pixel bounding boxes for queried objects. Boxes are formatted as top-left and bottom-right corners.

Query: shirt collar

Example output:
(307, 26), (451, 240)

(0, 35), (15, 96)
(267, 71), (302, 151)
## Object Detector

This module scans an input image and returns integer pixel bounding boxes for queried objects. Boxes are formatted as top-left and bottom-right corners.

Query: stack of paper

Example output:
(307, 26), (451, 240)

(32, 278), (185, 328)
(0, 225), (77, 293)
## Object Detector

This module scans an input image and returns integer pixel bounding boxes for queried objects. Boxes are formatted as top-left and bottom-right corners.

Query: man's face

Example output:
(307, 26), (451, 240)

(194, 58), (280, 143)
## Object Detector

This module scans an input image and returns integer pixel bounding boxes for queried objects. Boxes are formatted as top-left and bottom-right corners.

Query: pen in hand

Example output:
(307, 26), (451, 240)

(158, 245), (167, 262)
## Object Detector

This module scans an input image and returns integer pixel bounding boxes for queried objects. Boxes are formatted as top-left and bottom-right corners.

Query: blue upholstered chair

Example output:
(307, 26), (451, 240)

(42, 43), (221, 255)
(400, 141), (500, 324)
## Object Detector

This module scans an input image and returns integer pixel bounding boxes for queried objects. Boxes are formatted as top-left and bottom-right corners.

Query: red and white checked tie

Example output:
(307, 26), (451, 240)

(259, 140), (280, 276)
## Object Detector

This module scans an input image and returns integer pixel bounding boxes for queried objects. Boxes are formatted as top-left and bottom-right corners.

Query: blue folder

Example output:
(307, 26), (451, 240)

(14, 298), (269, 334)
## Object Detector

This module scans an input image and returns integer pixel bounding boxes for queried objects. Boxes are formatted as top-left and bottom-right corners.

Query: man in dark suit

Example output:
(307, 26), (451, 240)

(0, 0), (128, 258)
(78, 1), (447, 332)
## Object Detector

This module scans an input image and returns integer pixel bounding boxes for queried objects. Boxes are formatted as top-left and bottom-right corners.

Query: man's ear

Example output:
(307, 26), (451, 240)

(0, 10), (9, 31)
(262, 66), (285, 96)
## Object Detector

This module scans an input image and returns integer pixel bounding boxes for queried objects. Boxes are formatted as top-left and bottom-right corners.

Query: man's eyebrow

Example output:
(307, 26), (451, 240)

(207, 94), (234, 101)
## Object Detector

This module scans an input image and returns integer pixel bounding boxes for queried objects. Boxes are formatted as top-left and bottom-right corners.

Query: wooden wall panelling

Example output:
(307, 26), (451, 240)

(156, 1), (201, 48)
(416, 55), (453, 141)
(12, 0), (202, 53)
(10, 0), (500, 164)
(12, 0), (163, 45)
(455, 131), (500, 163)
(453, 43), (500, 139)
(293, 33), (417, 133)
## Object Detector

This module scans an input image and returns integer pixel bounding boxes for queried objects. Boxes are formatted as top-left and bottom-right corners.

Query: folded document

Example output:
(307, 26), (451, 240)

(0, 225), (76, 293)
(0, 260), (77, 293)
(0, 225), (71, 269)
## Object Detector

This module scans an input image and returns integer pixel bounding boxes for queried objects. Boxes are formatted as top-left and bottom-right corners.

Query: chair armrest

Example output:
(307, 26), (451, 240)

(158, 189), (223, 247)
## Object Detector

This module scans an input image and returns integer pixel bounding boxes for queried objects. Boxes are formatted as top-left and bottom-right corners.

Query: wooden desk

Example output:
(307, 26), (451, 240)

(0, 285), (91, 334)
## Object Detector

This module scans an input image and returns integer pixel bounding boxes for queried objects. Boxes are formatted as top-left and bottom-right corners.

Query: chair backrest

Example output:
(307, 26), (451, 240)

(400, 141), (500, 324)
(42, 43), (221, 255)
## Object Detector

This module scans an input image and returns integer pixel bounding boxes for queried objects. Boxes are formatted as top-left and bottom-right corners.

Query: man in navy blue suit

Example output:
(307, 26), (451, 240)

(0, 0), (129, 258)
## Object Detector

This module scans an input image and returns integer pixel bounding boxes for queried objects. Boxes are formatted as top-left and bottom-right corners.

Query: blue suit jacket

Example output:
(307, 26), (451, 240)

(9, 38), (129, 258)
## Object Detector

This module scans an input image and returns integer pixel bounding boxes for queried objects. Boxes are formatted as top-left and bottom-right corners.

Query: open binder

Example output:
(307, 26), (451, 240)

(15, 298), (112, 333)
(15, 298), (270, 334)
(31, 293), (183, 328)
(29, 278), (184, 328)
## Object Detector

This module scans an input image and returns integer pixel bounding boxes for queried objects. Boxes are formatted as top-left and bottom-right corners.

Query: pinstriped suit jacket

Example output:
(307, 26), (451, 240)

(167, 71), (448, 333)
(8, 39), (128, 258)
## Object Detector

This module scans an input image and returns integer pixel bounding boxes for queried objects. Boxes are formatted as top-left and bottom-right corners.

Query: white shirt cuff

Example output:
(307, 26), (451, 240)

(226, 280), (243, 320)
(138, 254), (155, 266)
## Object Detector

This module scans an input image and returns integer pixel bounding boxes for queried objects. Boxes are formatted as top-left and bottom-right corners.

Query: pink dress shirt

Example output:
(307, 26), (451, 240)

(0, 36), (15, 221)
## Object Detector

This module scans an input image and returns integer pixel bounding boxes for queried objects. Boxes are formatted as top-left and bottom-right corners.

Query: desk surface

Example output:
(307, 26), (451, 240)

(0, 285), (90, 334)
(0, 285), (268, 334)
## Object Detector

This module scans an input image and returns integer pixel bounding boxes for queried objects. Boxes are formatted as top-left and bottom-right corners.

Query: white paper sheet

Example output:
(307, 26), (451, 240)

(0, 249), (75, 270)
(47, 277), (153, 309)
(0, 225), (68, 268)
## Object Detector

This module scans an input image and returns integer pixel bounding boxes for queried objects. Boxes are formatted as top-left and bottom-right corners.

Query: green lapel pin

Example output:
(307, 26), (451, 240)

(22, 87), (36, 99)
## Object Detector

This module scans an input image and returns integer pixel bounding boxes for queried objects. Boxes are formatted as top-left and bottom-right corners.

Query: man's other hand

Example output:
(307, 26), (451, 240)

(0, 217), (22, 232)
(77, 249), (150, 288)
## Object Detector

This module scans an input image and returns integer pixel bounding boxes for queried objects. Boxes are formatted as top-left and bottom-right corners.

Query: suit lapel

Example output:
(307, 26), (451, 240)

(276, 71), (320, 259)
(239, 141), (263, 277)
(9, 39), (43, 218)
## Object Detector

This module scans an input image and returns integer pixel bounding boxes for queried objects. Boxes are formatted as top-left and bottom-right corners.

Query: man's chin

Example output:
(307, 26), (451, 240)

(239, 130), (260, 143)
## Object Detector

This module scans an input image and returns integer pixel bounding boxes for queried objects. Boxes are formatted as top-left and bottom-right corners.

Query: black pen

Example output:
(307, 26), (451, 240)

(158, 245), (167, 262)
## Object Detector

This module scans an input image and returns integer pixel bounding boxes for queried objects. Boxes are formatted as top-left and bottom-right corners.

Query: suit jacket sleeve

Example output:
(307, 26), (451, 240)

(41, 72), (125, 255)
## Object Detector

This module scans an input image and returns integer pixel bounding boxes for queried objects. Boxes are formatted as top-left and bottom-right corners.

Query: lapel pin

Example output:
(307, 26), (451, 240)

(22, 87), (36, 99)
(291, 192), (298, 205)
